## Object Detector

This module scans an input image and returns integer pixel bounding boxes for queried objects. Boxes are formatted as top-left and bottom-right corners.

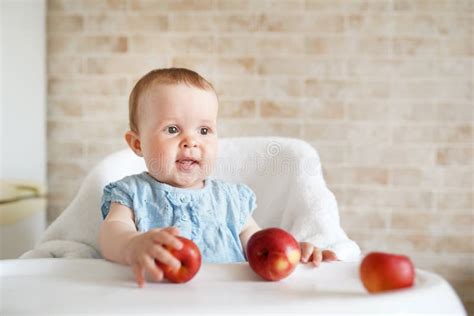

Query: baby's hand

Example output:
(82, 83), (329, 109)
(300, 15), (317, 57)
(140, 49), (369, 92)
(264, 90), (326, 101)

(126, 227), (183, 287)
(299, 242), (338, 267)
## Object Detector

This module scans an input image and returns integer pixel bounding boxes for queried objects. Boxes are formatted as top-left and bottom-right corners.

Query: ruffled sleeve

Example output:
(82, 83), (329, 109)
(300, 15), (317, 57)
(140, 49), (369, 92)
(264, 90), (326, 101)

(100, 181), (134, 219)
(236, 184), (257, 231)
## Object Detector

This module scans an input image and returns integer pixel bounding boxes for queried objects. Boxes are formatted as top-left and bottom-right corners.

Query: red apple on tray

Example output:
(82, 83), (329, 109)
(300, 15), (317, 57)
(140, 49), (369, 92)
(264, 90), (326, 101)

(155, 236), (202, 283)
(246, 227), (301, 281)
(360, 251), (415, 293)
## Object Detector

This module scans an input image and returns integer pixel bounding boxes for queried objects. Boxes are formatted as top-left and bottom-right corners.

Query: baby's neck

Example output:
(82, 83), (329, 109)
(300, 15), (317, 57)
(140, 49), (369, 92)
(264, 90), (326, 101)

(146, 172), (206, 190)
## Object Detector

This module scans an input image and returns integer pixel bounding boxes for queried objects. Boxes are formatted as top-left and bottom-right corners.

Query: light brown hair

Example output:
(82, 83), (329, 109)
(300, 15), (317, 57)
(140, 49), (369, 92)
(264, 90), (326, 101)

(128, 68), (215, 133)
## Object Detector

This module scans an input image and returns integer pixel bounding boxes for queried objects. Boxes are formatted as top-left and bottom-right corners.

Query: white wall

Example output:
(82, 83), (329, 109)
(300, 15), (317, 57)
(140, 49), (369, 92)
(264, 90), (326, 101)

(1, 0), (46, 183)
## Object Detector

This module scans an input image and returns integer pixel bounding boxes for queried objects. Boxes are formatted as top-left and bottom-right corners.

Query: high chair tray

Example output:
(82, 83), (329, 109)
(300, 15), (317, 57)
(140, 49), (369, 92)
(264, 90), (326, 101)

(0, 259), (465, 315)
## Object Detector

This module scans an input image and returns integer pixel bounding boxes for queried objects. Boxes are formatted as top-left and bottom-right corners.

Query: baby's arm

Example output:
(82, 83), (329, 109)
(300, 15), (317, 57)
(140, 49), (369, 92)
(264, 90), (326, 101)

(99, 202), (183, 287)
(239, 215), (262, 258)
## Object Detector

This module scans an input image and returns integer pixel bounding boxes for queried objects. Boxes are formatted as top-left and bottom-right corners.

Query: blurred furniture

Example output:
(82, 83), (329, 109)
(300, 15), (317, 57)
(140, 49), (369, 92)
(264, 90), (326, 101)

(0, 181), (46, 259)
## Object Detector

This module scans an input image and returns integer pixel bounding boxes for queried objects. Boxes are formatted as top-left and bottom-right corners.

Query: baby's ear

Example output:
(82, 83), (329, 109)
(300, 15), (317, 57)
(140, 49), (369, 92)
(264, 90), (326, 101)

(125, 130), (143, 157)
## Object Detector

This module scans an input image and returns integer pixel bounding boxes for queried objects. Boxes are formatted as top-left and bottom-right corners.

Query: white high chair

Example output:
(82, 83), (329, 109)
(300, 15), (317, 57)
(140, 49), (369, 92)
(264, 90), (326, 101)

(21, 137), (360, 260)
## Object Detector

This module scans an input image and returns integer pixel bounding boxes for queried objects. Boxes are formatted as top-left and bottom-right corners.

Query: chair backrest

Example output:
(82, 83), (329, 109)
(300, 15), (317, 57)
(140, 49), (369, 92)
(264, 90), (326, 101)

(212, 137), (320, 227)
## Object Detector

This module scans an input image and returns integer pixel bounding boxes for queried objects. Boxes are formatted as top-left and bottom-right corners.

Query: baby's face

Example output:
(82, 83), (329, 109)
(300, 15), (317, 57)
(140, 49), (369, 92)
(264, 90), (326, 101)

(137, 83), (218, 189)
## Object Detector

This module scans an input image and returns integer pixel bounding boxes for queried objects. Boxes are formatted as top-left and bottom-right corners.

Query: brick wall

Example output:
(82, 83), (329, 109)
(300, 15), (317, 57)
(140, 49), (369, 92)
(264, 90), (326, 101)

(46, 0), (473, 311)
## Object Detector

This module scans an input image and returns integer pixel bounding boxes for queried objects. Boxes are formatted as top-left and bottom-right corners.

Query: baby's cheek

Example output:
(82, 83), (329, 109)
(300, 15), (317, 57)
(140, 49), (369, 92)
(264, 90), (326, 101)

(207, 140), (218, 159)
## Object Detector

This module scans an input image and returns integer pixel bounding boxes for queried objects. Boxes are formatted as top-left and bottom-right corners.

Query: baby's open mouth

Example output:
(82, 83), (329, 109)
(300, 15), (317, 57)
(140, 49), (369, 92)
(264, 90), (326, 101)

(176, 159), (199, 171)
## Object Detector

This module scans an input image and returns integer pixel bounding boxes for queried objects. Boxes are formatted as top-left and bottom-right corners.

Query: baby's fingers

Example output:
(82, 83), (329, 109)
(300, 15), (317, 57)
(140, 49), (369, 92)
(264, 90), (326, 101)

(143, 256), (164, 282)
(132, 256), (164, 287)
(160, 226), (180, 237)
(152, 246), (181, 271)
(300, 242), (323, 266)
(300, 242), (314, 263)
(152, 228), (183, 250)
(322, 250), (338, 261)
(132, 263), (146, 288)
(309, 248), (323, 267)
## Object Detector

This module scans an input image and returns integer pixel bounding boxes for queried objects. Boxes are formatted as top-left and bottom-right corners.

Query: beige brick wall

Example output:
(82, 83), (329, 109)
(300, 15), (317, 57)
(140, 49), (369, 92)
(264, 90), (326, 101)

(46, 0), (473, 311)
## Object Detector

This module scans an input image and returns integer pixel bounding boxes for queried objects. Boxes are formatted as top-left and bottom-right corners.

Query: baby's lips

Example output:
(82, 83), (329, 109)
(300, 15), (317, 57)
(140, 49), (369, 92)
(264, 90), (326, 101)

(176, 159), (198, 171)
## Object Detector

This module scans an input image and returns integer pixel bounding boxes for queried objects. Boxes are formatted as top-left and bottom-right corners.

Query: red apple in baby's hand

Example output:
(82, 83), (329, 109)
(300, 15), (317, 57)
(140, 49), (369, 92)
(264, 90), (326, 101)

(360, 251), (415, 293)
(155, 236), (202, 283)
(246, 227), (301, 281)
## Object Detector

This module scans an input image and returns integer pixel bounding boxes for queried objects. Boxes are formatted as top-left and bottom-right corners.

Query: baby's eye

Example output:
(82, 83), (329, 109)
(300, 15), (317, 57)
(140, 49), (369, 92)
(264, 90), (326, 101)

(200, 127), (210, 135)
(165, 126), (179, 134)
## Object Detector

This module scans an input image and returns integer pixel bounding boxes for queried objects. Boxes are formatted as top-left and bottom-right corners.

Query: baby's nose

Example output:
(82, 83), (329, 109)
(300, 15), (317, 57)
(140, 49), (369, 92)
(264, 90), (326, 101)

(181, 137), (198, 148)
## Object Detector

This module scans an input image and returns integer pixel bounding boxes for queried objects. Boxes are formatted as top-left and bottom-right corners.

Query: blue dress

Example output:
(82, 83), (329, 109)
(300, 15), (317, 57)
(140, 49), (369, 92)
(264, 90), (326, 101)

(101, 172), (256, 263)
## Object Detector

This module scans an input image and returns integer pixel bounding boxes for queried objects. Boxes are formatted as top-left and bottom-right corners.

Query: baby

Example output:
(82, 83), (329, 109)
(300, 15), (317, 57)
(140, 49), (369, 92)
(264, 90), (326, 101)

(99, 68), (337, 287)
